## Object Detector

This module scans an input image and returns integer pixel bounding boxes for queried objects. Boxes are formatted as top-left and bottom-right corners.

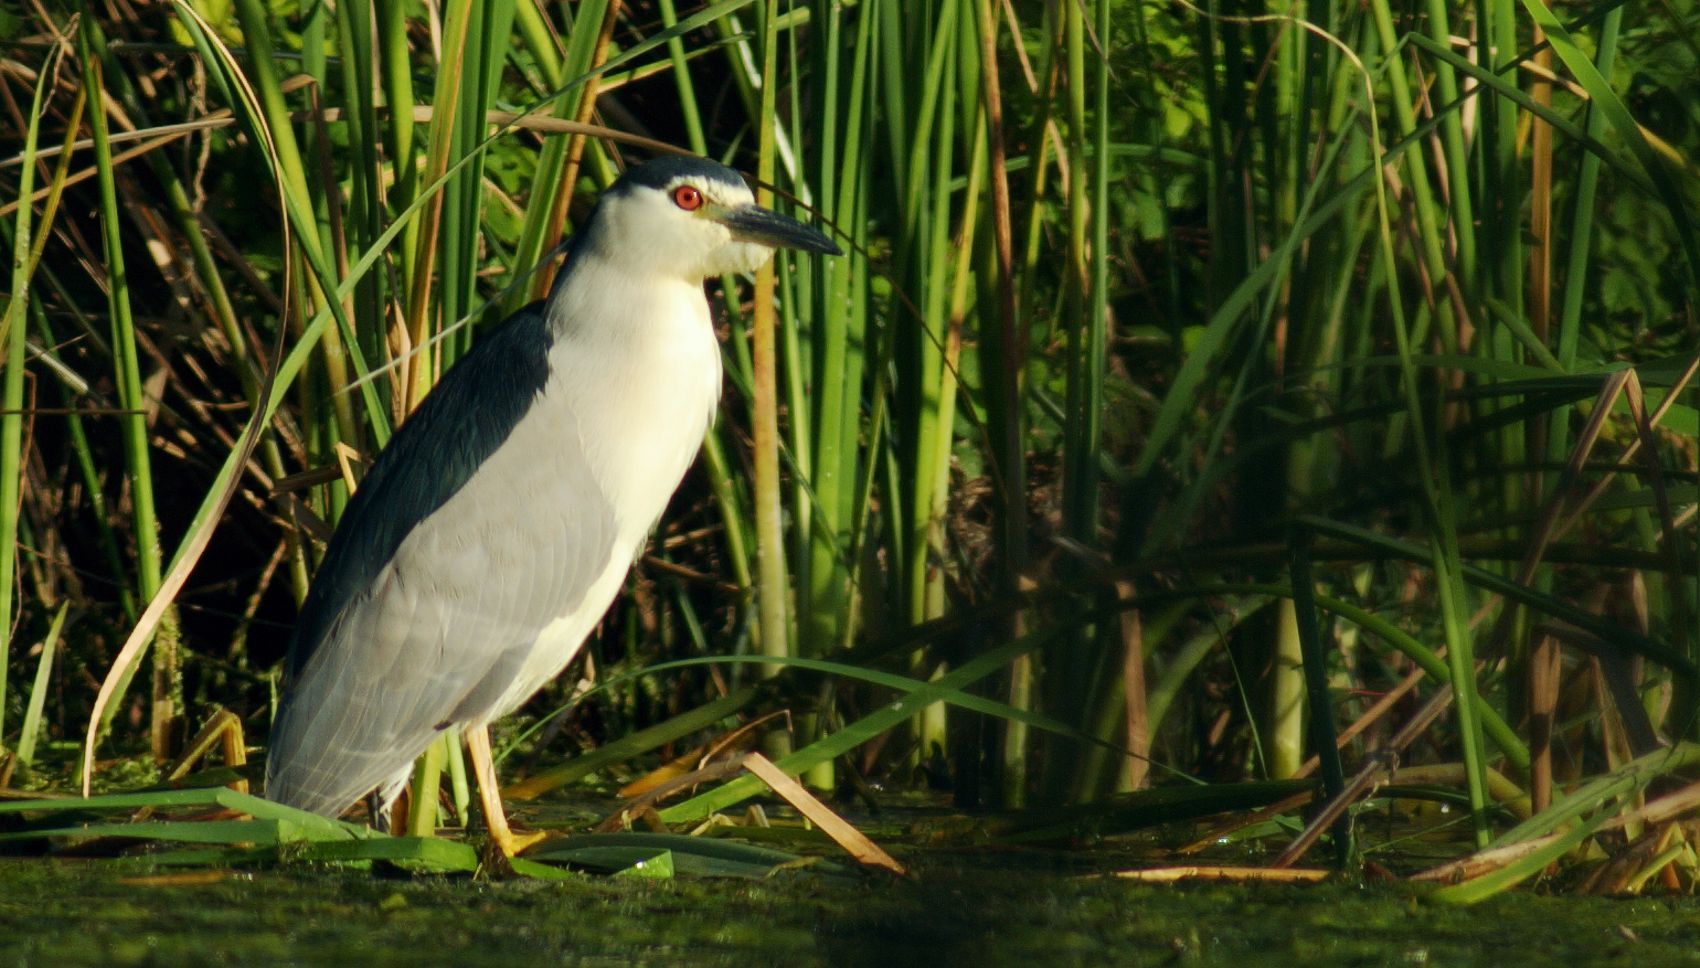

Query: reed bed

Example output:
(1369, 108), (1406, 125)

(0, 0), (1695, 898)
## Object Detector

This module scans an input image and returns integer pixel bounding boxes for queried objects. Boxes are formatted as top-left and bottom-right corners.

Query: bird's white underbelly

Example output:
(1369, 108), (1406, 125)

(480, 280), (722, 717)
(485, 555), (632, 717)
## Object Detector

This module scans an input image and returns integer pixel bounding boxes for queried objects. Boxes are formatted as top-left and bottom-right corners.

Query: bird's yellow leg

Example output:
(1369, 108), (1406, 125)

(466, 725), (547, 857)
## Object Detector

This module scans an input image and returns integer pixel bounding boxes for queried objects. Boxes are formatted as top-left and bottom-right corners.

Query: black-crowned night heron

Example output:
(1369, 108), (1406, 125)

(265, 156), (839, 854)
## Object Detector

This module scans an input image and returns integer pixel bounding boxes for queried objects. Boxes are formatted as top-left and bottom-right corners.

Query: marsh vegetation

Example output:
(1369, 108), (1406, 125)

(0, 0), (1697, 933)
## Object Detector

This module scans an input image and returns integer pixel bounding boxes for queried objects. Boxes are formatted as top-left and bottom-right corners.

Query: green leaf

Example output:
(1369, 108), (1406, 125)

(527, 833), (839, 879)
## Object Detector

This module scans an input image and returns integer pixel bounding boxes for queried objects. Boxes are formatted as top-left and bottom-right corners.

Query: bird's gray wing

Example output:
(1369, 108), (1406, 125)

(265, 299), (620, 816)
(281, 302), (554, 687)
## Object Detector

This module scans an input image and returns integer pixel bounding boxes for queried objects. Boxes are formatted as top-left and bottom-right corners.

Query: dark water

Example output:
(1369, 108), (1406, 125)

(3, 850), (1698, 967)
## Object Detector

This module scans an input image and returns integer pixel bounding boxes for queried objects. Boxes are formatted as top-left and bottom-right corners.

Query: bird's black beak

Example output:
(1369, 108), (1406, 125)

(718, 205), (842, 256)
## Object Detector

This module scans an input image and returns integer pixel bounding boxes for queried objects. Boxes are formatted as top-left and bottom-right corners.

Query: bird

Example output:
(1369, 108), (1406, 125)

(265, 155), (840, 855)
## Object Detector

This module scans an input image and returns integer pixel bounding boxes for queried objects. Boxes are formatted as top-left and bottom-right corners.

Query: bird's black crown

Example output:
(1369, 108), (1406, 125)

(612, 155), (747, 195)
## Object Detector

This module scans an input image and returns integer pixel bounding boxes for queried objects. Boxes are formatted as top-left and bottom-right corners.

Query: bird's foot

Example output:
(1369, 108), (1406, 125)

(476, 826), (552, 877)
(493, 826), (550, 858)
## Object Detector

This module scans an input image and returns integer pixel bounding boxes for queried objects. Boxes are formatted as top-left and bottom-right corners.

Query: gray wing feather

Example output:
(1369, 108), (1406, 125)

(265, 436), (618, 816)
(265, 298), (623, 817)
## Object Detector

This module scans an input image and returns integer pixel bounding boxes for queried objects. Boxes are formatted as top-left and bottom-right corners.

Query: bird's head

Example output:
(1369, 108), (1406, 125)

(582, 156), (841, 281)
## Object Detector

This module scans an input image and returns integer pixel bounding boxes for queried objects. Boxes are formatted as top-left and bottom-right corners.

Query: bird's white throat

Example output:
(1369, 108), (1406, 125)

(544, 254), (724, 549)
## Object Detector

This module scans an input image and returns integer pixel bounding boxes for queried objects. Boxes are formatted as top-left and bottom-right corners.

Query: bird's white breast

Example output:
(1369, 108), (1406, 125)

(547, 269), (722, 546)
(478, 261), (723, 716)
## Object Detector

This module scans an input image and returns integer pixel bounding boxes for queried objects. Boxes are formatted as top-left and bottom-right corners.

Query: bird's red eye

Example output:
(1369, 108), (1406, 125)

(672, 185), (704, 211)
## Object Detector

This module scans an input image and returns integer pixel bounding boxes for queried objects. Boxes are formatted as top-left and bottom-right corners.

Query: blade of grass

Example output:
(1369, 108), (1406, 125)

(15, 603), (68, 770)
(81, 24), (180, 758)
(0, 39), (61, 754)
(750, 0), (791, 708)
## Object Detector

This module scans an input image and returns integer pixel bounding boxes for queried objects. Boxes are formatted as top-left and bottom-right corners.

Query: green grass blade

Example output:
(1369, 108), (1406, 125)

(14, 602), (68, 769)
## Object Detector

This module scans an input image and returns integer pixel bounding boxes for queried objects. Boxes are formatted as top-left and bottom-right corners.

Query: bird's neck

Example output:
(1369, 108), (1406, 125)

(538, 249), (724, 545)
(546, 253), (707, 341)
